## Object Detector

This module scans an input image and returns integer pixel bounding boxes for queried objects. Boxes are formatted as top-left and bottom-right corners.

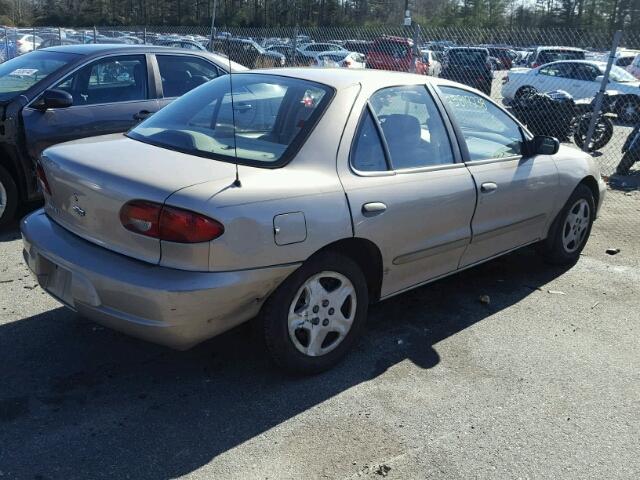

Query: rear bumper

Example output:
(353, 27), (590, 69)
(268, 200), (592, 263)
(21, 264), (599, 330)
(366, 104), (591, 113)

(21, 209), (300, 349)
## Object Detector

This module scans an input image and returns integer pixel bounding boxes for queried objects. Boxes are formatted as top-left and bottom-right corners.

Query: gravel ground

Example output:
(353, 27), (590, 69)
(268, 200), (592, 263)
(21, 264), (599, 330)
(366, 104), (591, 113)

(0, 190), (639, 480)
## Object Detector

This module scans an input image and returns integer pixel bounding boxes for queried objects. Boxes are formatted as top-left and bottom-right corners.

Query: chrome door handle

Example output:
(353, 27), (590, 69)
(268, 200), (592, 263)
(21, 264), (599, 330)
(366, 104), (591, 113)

(362, 202), (387, 215)
(481, 182), (498, 193)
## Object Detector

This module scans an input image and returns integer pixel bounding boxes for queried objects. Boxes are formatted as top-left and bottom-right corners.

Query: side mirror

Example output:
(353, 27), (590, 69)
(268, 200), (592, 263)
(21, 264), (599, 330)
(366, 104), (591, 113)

(38, 89), (73, 110)
(528, 135), (559, 156)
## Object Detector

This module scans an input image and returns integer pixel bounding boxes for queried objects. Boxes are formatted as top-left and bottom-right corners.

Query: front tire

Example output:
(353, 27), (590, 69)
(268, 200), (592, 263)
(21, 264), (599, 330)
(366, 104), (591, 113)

(617, 97), (640, 123)
(541, 184), (595, 265)
(262, 252), (369, 374)
(0, 165), (18, 229)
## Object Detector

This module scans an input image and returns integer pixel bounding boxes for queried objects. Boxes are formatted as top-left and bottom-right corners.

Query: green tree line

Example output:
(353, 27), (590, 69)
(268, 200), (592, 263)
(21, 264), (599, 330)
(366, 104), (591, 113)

(1, 0), (638, 32)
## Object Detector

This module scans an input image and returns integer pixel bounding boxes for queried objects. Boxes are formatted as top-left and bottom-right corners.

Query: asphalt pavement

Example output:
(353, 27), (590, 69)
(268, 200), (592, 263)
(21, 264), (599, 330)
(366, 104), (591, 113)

(0, 189), (638, 479)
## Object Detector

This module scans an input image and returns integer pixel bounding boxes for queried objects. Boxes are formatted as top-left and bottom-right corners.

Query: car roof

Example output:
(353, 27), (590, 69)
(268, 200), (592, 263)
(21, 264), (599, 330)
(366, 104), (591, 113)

(543, 60), (605, 67)
(245, 67), (459, 90)
(39, 44), (248, 71)
(536, 46), (585, 52)
(41, 43), (191, 55)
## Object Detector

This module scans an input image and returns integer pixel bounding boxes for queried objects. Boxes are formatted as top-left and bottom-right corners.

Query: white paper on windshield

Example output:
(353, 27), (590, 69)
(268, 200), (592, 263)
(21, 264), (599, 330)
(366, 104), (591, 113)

(10, 68), (38, 77)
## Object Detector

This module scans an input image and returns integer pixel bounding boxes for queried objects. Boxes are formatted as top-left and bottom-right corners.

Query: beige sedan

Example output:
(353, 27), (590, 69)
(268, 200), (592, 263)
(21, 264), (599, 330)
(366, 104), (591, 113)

(22, 69), (605, 373)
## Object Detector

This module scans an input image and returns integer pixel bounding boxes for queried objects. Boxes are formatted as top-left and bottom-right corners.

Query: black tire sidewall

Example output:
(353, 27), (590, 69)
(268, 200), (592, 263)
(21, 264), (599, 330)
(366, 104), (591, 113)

(0, 165), (18, 228)
(619, 97), (640, 123)
(545, 184), (595, 264)
(262, 252), (369, 374)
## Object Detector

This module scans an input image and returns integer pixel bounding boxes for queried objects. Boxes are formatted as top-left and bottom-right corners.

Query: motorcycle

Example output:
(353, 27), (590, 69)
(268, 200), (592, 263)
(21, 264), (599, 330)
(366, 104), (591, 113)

(615, 123), (640, 175)
(510, 90), (614, 152)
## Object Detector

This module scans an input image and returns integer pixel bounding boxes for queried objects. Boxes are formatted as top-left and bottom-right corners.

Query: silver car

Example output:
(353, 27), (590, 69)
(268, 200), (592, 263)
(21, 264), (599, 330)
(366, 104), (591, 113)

(22, 69), (606, 373)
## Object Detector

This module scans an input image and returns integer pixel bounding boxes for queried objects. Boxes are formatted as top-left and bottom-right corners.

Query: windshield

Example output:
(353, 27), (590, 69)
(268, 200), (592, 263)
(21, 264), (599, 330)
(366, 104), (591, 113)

(128, 74), (333, 166)
(0, 50), (77, 101)
(605, 65), (637, 83)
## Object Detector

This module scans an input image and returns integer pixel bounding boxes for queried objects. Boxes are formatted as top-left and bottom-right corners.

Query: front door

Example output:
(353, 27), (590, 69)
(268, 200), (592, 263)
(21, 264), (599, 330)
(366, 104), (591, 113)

(338, 84), (477, 298)
(22, 54), (157, 160)
(436, 85), (559, 267)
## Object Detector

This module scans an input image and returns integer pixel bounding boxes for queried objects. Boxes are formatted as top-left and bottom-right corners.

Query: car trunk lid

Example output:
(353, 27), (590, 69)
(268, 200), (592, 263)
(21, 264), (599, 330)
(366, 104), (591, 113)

(40, 133), (236, 265)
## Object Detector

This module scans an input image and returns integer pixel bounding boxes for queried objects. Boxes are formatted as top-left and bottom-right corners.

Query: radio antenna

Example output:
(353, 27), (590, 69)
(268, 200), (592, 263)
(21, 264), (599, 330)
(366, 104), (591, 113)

(226, 35), (241, 187)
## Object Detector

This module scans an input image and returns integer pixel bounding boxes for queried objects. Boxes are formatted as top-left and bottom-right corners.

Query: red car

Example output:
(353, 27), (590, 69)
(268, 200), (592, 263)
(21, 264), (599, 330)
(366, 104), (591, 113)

(366, 36), (427, 75)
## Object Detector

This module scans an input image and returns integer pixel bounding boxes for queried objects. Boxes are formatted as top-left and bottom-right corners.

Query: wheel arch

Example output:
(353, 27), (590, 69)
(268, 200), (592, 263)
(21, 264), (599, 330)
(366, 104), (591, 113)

(579, 175), (600, 210)
(0, 144), (30, 201)
(310, 237), (384, 303)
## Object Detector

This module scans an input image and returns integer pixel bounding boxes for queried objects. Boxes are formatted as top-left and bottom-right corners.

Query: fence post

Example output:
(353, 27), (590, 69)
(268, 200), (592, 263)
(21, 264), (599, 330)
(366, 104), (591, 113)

(3, 27), (8, 61)
(93, 26), (97, 44)
(292, 25), (299, 66)
(58, 27), (62, 45)
(33, 26), (36, 51)
(582, 30), (622, 153)
(209, 0), (218, 52)
(143, 27), (147, 45)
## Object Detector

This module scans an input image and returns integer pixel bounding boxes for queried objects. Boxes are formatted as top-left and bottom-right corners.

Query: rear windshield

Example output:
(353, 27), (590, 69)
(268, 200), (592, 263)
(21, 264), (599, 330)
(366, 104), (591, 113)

(447, 49), (488, 64)
(606, 65), (637, 83)
(0, 50), (76, 101)
(370, 40), (410, 57)
(539, 50), (585, 63)
(128, 73), (333, 167)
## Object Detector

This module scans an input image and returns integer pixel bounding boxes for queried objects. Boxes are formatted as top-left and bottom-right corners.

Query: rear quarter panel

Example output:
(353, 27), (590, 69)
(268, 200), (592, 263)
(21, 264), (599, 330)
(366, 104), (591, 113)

(163, 83), (362, 272)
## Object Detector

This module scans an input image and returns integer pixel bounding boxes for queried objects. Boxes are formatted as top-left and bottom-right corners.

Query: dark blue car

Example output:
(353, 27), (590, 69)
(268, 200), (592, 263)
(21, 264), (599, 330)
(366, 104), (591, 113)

(0, 44), (246, 226)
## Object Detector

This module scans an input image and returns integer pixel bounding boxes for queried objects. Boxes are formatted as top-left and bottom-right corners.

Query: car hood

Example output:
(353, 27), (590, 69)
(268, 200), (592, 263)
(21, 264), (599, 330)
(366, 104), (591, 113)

(41, 133), (237, 264)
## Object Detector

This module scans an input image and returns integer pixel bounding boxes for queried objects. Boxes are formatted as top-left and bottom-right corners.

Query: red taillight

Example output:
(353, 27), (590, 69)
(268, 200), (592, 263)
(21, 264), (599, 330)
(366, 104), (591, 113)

(532, 62), (540, 68)
(343, 60), (351, 67)
(36, 162), (52, 195)
(120, 200), (224, 243)
(120, 200), (161, 238)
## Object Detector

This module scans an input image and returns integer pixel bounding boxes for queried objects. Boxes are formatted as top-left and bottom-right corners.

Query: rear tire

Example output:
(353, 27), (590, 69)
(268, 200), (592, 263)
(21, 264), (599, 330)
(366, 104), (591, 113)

(0, 165), (18, 229)
(573, 115), (614, 151)
(515, 85), (537, 101)
(540, 184), (595, 265)
(262, 252), (368, 375)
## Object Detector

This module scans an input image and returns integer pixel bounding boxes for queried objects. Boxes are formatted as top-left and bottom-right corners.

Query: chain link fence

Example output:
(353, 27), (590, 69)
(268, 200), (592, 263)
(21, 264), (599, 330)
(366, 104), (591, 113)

(2, 24), (639, 227)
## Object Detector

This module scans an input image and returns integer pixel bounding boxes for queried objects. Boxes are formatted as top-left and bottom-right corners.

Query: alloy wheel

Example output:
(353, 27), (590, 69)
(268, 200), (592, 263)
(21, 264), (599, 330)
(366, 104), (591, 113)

(0, 180), (7, 219)
(562, 199), (591, 253)
(287, 271), (357, 357)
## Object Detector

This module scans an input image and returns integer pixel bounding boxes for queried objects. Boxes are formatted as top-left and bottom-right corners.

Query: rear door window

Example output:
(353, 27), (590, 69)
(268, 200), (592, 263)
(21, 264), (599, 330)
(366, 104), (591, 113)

(361, 85), (454, 170)
(156, 55), (220, 98)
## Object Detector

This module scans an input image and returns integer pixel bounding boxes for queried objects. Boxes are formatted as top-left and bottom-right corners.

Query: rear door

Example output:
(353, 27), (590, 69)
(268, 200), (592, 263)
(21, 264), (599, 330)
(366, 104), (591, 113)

(22, 54), (157, 160)
(337, 84), (477, 297)
(566, 62), (600, 100)
(436, 85), (559, 267)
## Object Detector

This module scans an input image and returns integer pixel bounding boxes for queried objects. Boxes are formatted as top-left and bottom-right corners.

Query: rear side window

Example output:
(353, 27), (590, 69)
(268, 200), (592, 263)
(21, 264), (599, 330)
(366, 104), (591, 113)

(351, 111), (388, 172)
(157, 55), (220, 98)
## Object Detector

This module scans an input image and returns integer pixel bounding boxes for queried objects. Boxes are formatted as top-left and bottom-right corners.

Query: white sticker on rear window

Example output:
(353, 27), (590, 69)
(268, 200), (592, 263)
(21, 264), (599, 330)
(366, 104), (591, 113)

(10, 68), (38, 77)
